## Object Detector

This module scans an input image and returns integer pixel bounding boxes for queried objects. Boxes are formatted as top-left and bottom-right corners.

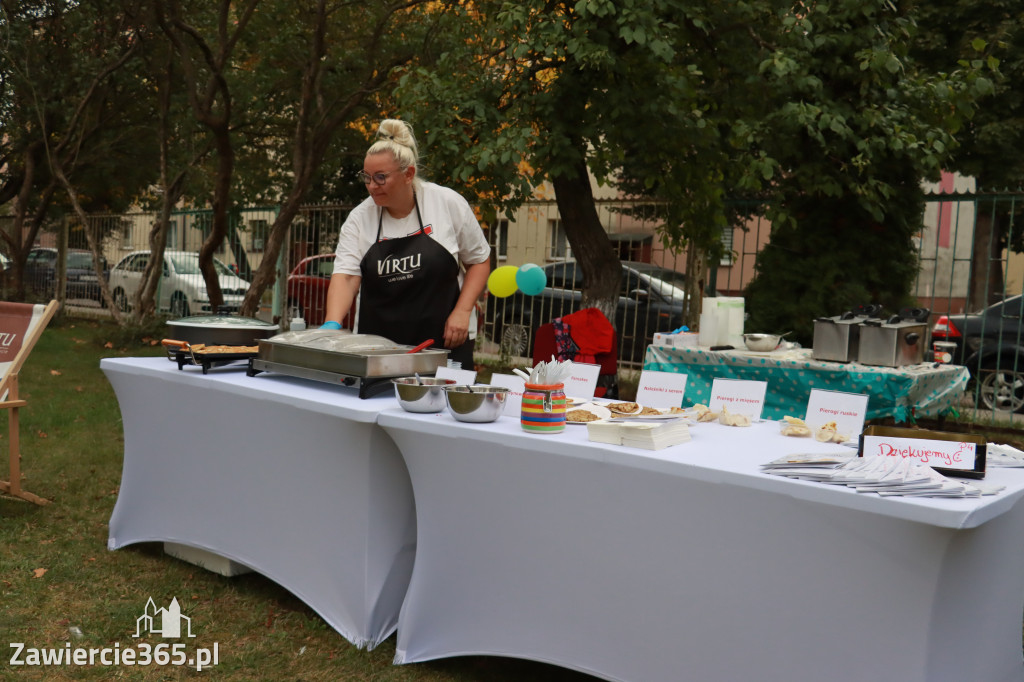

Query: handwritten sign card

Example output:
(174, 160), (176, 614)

(805, 389), (869, 438)
(434, 366), (477, 385)
(562, 362), (601, 401)
(859, 426), (986, 479)
(635, 370), (688, 408)
(489, 373), (526, 414)
(708, 378), (768, 421)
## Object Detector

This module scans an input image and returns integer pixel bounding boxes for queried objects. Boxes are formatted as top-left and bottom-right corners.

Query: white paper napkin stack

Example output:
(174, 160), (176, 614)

(987, 443), (1024, 468)
(586, 420), (624, 445)
(761, 454), (1004, 498)
(587, 420), (691, 450)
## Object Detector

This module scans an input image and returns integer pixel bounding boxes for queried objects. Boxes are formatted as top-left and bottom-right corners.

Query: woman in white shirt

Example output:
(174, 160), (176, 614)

(321, 119), (491, 367)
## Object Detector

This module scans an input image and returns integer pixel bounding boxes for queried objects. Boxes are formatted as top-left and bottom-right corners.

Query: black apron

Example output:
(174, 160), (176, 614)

(358, 196), (474, 367)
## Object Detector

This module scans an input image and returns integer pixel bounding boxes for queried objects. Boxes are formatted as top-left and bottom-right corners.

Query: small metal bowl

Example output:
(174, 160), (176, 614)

(393, 377), (457, 413)
(743, 333), (783, 352)
(443, 385), (510, 423)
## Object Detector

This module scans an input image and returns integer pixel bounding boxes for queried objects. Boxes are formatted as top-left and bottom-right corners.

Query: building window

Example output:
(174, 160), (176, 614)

(720, 226), (734, 266)
(548, 219), (572, 261)
(491, 219), (509, 260)
(249, 219), (269, 252)
(166, 219), (178, 251)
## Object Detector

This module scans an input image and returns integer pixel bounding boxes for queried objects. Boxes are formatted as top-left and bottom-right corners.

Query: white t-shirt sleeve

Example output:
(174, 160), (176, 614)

(332, 183), (490, 275)
(446, 190), (491, 266)
(333, 199), (376, 276)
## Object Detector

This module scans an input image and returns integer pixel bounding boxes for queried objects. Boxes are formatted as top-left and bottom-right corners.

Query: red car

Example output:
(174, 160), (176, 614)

(286, 254), (354, 328)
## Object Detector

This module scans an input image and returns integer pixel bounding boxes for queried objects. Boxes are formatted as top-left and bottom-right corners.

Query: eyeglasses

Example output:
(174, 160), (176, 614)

(357, 170), (398, 186)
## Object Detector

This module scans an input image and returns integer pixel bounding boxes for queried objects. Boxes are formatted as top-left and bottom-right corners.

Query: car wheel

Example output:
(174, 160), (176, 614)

(501, 323), (531, 357)
(112, 288), (130, 313)
(978, 364), (1024, 413)
(170, 293), (190, 318)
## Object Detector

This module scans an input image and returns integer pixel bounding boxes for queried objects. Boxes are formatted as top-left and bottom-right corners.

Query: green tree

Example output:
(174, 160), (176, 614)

(398, 1), (988, 343)
(0, 0), (155, 305)
(237, 0), (440, 320)
(741, 1), (991, 342)
(397, 0), (714, 325)
(911, 0), (1023, 310)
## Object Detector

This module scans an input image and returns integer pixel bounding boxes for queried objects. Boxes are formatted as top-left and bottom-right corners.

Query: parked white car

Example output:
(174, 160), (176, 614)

(109, 250), (249, 317)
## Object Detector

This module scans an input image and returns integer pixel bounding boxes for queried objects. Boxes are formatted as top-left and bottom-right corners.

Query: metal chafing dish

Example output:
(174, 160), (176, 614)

(247, 330), (450, 398)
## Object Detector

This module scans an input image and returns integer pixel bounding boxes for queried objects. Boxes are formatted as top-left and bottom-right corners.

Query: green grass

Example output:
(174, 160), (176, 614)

(0, 318), (594, 681)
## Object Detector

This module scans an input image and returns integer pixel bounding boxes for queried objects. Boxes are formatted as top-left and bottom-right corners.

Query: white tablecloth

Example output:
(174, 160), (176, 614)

(102, 357), (413, 650)
(379, 409), (1024, 682)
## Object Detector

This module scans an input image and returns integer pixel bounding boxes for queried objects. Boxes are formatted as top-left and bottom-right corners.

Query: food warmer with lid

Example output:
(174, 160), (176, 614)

(247, 330), (450, 398)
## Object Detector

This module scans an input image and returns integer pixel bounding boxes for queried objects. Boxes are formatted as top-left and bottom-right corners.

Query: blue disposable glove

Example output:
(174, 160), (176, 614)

(320, 320), (342, 330)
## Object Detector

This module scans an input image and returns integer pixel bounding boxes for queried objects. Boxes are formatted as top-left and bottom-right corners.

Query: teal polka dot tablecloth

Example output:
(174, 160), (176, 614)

(643, 345), (970, 422)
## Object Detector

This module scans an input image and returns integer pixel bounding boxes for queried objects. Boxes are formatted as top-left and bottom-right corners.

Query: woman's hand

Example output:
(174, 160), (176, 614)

(443, 308), (472, 348)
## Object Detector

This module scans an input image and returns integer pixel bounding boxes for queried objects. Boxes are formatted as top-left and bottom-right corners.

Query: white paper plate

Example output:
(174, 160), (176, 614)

(566, 403), (612, 424)
(609, 407), (691, 421)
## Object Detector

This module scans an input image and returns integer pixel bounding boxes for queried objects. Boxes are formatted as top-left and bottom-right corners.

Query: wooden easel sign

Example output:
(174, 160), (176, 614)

(0, 300), (59, 504)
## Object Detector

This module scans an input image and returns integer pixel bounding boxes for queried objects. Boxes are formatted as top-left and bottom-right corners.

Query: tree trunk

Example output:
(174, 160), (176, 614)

(551, 159), (621, 328)
(198, 127), (234, 313)
(968, 208), (1003, 310)
(683, 240), (708, 330)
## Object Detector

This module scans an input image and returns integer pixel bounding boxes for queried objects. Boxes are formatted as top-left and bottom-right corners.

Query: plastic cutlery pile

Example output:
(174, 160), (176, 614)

(513, 356), (573, 385)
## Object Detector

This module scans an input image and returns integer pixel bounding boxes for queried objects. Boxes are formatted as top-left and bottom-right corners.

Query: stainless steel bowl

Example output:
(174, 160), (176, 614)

(743, 333), (783, 352)
(444, 385), (510, 423)
(393, 377), (456, 413)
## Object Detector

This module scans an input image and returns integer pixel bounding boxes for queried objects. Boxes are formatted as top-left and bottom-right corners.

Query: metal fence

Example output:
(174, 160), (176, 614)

(5, 186), (1024, 418)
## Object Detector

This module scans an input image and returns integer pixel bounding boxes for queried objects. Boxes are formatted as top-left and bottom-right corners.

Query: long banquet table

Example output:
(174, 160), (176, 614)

(644, 344), (970, 422)
(379, 409), (1024, 682)
(101, 357), (414, 650)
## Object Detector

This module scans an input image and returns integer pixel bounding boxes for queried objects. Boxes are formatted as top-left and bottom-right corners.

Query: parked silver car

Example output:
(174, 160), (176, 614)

(109, 250), (249, 316)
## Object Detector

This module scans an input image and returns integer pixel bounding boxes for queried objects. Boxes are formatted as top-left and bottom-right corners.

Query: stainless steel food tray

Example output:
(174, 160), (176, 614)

(256, 332), (449, 377)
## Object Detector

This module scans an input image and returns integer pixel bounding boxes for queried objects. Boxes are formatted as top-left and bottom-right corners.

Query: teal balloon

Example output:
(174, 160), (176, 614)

(516, 264), (547, 296)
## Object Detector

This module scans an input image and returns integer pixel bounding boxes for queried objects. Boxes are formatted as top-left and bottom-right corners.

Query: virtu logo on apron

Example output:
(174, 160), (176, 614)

(377, 253), (422, 282)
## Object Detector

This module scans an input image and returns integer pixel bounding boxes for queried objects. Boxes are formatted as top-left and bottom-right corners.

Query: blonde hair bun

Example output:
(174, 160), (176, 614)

(369, 119), (419, 175)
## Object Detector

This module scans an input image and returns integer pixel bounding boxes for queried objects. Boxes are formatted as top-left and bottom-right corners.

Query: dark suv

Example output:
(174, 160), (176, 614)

(25, 247), (109, 304)
(932, 295), (1024, 412)
(487, 260), (692, 362)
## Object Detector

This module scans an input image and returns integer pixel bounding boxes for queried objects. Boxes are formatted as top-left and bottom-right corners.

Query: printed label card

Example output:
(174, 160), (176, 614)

(562, 362), (601, 401)
(708, 378), (768, 421)
(805, 389), (869, 438)
(434, 366), (477, 386)
(635, 370), (688, 408)
(489, 373), (526, 413)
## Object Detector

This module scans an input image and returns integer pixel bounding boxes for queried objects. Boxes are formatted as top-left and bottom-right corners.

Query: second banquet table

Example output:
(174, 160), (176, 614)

(102, 356), (415, 650)
(379, 408), (1024, 682)
(644, 344), (970, 421)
